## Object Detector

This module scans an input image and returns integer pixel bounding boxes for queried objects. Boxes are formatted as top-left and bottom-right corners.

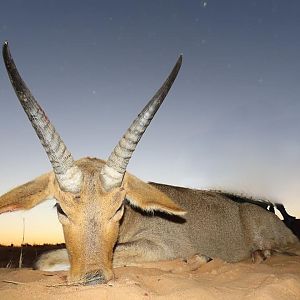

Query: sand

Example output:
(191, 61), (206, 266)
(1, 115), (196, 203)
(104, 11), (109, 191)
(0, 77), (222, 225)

(1, 247), (300, 300)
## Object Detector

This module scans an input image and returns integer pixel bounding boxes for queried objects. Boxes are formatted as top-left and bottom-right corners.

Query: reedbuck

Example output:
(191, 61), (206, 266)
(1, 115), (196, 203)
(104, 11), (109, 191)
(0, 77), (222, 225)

(0, 42), (298, 285)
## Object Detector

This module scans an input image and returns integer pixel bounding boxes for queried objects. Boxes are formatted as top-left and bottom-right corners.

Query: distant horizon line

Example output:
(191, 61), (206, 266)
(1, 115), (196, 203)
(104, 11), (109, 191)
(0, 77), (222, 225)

(0, 242), (65, 247)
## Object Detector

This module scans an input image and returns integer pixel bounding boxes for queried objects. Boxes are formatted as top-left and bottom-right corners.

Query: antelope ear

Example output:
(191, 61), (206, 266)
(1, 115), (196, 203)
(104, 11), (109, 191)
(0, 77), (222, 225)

(0, 172), (54, 214)
(123, 173), (186, 216)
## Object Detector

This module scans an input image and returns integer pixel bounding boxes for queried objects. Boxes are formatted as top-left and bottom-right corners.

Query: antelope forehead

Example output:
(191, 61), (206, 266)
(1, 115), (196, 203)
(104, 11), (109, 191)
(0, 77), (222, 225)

(82, 195), (115, 214)
(80, 169), (107, 192)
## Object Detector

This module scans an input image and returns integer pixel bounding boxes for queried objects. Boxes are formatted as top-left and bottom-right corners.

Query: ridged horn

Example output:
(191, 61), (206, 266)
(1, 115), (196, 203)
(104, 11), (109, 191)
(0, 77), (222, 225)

(100, 55), (182, 191)
(3, 42), (83, 193)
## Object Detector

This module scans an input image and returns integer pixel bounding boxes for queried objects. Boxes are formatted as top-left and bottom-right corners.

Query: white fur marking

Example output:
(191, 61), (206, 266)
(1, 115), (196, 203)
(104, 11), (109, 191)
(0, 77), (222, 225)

(39, 263), (70, 272)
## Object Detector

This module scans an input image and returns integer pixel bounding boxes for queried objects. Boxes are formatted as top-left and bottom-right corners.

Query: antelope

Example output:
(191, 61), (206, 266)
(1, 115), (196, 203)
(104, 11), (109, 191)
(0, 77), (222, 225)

(0, 42), (298, 285)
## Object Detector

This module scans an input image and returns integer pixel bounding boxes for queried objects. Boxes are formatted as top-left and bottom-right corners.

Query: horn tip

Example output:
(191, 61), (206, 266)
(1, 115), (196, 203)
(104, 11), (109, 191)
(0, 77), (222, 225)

(176, 54), (183, 68)
(2, 41), (10, 58)
(3, 41), (9, 50)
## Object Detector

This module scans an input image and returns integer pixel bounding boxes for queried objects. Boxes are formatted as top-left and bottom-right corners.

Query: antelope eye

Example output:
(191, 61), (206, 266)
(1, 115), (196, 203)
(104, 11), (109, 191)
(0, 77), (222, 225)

(55, 203), (70, 225)
(112, 204), (125, 222)
(55, 203), (68, 218)
(116, 203), (123, 213)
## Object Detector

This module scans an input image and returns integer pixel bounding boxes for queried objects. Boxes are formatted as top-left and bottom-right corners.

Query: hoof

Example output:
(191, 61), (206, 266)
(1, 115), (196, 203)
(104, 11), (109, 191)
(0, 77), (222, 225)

(185, 254), (212, 271)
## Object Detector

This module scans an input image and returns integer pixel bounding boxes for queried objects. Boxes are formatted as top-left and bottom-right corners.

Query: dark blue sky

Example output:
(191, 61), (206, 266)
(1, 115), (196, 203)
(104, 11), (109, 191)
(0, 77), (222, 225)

(0, 1), (299, 244)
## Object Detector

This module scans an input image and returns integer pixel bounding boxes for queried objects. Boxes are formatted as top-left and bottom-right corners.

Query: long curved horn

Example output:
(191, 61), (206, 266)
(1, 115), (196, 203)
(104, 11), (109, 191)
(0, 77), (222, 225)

(100, 55), (182, 191)
(3, 42), (83, 193)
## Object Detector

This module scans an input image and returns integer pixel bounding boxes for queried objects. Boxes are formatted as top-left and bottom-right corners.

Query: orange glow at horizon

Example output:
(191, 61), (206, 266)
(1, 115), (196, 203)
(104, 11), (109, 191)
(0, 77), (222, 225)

(1, 232), (64, 246)
(0, 200), (65, 246)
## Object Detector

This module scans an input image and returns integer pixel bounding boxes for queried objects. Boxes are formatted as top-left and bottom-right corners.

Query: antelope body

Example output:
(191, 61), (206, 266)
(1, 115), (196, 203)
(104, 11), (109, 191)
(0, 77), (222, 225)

(0, 42), (298, 285)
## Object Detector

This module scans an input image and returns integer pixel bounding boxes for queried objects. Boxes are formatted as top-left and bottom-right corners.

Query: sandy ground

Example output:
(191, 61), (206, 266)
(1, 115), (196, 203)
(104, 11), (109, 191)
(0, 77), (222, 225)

(1, 248), (300, 300)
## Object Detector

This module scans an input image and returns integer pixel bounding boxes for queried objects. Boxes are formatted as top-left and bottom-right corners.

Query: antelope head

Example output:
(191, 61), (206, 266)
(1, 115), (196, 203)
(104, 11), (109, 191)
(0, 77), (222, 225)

(0, 42), (185, 284)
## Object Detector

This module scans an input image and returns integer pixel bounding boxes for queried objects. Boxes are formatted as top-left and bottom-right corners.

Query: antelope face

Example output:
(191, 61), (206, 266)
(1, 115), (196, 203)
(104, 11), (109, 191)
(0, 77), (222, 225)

(1, 42), (185, 285)
(53, 159), (125, 284)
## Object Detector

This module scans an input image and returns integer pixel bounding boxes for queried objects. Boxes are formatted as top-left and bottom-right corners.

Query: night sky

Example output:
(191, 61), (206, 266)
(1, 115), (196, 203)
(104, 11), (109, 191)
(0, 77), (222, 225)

(0, 0), (299, 245)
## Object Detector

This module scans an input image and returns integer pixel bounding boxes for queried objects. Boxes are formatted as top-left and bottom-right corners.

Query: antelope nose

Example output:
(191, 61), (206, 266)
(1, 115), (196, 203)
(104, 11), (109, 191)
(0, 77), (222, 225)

(84, 271), (107, 285)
